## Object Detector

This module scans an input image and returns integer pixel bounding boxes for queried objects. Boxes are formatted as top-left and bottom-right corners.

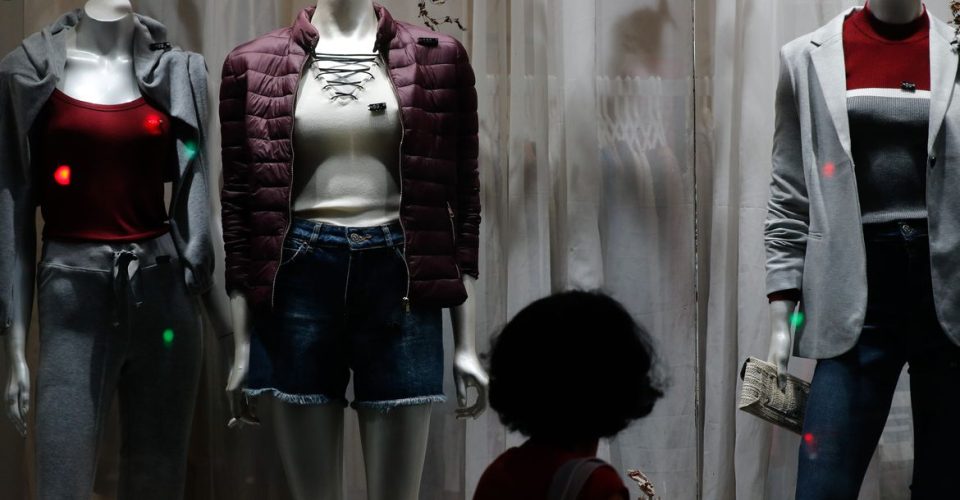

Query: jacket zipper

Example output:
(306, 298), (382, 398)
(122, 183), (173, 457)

(382, 51), (412, 313)
(446, 201), (461, 278)
(270, 51), (312, 310)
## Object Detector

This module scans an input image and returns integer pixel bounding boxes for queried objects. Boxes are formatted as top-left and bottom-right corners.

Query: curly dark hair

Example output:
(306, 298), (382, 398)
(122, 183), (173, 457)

(487, 290), (665, 442)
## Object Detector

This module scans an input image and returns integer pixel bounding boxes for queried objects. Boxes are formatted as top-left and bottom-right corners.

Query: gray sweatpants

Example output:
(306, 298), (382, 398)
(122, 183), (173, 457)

(35, 233), (203, 500)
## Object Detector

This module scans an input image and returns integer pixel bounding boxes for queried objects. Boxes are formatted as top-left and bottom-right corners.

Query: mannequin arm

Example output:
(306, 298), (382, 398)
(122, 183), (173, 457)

(450, 276), (488, 419)
(225, 291), (258, 428)
(4, 212), (35, 437)
(200, 288), (233, 341)
(766, 299), (798, 389)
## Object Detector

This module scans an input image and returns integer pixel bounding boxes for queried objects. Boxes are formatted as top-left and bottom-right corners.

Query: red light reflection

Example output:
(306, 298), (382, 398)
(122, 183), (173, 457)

(144, 115), (164, 135)
(54, 165), (71, 186)
(822, 162), (836, 178)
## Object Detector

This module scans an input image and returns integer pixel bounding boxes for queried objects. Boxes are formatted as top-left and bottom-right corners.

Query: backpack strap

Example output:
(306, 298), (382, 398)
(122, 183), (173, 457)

(548, 457), (611, 500)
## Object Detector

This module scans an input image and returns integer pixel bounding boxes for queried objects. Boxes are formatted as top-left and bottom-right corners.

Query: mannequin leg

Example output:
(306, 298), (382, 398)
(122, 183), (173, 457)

(115, 261), (203, 500)
(797, 234), (915, 499)
(35, 263), (121, 500)
(795, 342), (903, 500)
(273, 400), (345, 500)
(908, 349), (960, 499)
(357, 404), (433, 500)
(904, 269), (960, 498)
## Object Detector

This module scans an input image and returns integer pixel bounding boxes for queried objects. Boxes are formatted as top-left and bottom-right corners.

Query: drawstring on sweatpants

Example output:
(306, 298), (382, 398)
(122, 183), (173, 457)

(112, 251), (143, 328)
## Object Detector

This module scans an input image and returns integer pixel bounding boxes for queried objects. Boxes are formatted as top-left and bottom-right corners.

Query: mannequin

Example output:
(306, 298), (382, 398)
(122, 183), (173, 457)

(1, 0), (220, 497)
(765, 0), (960, 497)
(5, 0), (230, 436)
(767, 0), (923, 387)
(221, 2), (487, 499)
(5, 0), (141, 437)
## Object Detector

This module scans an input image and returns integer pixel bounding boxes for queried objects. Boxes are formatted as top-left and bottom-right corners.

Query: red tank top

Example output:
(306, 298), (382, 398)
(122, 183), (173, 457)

(33, 89), (175, 242)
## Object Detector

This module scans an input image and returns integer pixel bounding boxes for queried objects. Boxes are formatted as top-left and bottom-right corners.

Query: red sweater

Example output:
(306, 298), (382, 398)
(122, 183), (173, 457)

(845, 4), (929, 91)
(473, 440), (628, 500)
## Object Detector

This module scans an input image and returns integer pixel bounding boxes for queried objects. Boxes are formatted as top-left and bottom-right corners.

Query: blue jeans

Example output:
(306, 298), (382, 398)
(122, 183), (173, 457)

(796, 221), (960, 499)
(244, 219), (445, 410)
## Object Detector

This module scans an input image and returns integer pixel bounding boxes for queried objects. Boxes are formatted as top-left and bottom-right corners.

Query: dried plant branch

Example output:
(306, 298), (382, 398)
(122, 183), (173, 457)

(627, 469), (660, 500)
(951, 1), (960, 45)
(418, 0), (467, 31)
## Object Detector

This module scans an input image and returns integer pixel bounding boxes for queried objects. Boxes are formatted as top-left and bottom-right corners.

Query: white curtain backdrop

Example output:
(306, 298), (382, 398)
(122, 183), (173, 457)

(0, 0), (946, 498)
(470, 0), (698, 497)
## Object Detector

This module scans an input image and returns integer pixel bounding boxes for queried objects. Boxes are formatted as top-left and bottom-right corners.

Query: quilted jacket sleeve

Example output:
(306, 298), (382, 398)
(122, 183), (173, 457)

(765, 47), (809, 297)
(453, 41), (481, 279)
(219, 55), (251, 294)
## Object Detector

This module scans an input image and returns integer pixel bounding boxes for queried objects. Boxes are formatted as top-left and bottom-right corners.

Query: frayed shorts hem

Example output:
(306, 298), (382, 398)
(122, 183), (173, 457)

(243, 389), (445, 411)
(351, 395), (447, 412)
(242, 388), (348, 407)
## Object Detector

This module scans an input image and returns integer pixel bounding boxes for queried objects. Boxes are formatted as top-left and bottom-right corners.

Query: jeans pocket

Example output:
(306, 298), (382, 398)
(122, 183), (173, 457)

(280, 239), (309, 266)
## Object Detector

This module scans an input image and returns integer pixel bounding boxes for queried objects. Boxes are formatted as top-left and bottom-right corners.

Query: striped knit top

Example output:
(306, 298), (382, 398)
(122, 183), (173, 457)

(768, 5), (930, 303)
(844, 4), (930, 224)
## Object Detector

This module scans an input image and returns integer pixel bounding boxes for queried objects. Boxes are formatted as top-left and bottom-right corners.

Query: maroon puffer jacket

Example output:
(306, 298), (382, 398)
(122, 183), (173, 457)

(220, 4), (480, 313)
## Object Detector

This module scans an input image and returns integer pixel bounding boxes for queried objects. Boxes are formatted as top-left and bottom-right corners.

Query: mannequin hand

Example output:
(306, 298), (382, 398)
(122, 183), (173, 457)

(5, 352), (29, 437)
(225, 292), (258, 429)
(225, 341), (258, 429)
(453, 349), (488, 419)
(767, 300), (798, 390)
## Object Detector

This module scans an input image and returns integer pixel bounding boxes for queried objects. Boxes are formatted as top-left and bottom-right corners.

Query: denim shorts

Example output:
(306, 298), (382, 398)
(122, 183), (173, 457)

(244, 218), (445, 410)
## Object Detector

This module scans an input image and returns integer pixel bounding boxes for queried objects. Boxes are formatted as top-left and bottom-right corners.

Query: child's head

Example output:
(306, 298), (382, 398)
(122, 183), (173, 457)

(487, 290), (664, 444)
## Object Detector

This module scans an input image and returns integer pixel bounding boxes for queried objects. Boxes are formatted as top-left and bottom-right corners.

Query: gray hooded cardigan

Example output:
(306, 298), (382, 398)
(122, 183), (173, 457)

(0, 10), (213, 329)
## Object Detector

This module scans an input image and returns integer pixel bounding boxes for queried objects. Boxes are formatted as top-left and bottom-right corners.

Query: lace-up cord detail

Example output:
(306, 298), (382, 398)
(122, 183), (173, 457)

(311, 52), (380, 101)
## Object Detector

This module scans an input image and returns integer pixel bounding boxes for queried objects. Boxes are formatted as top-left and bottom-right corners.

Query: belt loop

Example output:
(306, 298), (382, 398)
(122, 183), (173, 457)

(311, 221), (323, 245)
(382, 224), (395, 247)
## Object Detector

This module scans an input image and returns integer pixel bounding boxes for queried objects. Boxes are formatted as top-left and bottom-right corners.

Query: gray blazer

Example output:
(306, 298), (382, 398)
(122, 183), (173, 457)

(765, 7), (960, 359)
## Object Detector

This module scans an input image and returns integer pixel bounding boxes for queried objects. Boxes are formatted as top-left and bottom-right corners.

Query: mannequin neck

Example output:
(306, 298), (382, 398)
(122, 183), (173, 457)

(78, 0), (135, 57)
(76, 14), (136, 58)
(867, 0), (924, 24)
(312, 0), (378, 42)
(85, 0), (134, 22)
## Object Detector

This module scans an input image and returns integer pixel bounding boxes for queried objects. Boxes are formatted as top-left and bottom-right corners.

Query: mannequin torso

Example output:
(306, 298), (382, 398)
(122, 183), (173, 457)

(1, 3), (226, 497)
(58, 0), (140, 105)
(291, 52), (402, 226)
(5, 0), (140, 436)
(5, 0), (232, 441)
(224, 3), (488, 500)
(767, 0), (925, 381)
(227, 0), (487, 500)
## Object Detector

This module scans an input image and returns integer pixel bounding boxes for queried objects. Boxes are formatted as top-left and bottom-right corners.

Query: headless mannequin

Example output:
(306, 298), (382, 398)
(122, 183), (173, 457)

(3, 0), (231, 435)
(767, 0), (925, 383)
(224, 2), (488, 499)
